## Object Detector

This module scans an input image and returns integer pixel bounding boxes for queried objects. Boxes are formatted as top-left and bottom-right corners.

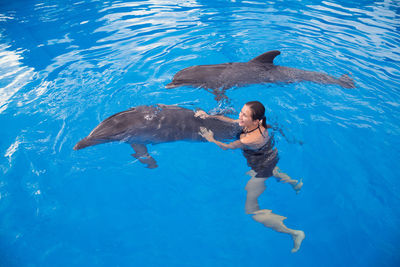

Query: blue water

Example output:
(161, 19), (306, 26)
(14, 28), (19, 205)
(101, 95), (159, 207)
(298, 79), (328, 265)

(1, 0), (400, 266)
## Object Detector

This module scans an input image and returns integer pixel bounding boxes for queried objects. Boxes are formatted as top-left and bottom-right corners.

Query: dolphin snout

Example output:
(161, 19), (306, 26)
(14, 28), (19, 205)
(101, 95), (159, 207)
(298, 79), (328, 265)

(165, 82), (177, 89)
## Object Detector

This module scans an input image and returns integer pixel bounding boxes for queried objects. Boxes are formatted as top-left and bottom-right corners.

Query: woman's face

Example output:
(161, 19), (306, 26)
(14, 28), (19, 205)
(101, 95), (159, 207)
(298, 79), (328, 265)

(239, 105), (258, 128)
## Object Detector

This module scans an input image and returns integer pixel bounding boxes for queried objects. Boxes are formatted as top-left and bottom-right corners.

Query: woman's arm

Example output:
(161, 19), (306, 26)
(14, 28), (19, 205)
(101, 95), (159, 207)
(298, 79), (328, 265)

(199, 127), (243, 150)
(194, 110), (238, 124)
(211, 139), (243, 150)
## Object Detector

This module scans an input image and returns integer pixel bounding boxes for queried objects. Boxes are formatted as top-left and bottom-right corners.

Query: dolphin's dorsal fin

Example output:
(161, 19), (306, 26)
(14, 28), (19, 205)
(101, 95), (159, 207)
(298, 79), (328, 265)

(250, 50), (281, 64)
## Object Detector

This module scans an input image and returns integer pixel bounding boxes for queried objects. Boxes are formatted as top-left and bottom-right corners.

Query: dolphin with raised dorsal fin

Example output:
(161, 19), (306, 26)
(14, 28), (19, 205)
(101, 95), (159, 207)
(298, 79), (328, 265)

(165, 50), (355, 92)
(74, 104), (241, 168)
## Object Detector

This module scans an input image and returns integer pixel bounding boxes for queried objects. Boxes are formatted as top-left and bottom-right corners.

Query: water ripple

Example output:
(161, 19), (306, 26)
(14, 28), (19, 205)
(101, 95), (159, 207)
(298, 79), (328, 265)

(0, 44), (35, 113)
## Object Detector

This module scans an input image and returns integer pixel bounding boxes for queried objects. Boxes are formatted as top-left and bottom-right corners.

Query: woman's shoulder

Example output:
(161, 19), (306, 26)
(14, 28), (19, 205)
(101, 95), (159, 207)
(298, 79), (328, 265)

(240, 128), (268, 150)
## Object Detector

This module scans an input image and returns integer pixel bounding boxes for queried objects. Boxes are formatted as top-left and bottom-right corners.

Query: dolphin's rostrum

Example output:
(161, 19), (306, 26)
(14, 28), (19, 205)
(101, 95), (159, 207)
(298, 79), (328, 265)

(166, 50), (355, 91)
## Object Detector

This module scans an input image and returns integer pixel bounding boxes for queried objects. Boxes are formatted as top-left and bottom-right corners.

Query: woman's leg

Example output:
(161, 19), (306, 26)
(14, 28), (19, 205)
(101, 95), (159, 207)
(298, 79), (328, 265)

(252, 209), (305, 253)
(273, 166), (303, 194)
(245, 170), (305, 253)
(244, 170), (267, 214)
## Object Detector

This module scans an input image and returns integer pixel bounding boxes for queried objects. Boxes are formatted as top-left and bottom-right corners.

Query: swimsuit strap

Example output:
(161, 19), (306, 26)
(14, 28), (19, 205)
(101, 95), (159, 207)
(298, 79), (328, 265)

(258, 126), (265, 137)
(243, 125), (265, 137)
(243, 125), (260, 134)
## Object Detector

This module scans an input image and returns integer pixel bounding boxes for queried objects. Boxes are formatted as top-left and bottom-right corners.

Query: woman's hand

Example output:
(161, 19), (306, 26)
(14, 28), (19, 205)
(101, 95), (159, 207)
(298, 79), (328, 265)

(199, 127), (215, 142)
(194, 110), (208, 119)
(199, 127), (242, 150)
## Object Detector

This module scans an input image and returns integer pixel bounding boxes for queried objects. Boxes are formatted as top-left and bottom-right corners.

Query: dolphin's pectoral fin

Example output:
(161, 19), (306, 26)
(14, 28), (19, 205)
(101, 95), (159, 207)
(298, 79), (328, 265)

(250, 50), (281, 64)
(130, 144), (148, 158)
(210, 88), (228, 102)
(130, 144), (158, 169)
(137, 156), (158, 169)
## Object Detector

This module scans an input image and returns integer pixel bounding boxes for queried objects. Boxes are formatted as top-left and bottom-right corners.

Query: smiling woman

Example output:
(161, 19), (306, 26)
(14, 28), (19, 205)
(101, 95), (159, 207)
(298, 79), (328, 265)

(199, 101), (305, 252)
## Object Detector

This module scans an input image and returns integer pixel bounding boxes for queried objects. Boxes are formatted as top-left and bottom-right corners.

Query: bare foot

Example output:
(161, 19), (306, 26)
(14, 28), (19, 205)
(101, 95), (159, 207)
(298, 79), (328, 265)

(293, 179), (303, 194)
(291, 230), (305, 253)
(246, 170), (257, 177)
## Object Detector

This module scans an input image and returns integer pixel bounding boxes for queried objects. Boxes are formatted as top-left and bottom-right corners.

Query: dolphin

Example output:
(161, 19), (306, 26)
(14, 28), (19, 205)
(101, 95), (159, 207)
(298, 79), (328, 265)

(165, 50), (355, 93)
(74, 104), (241, 168)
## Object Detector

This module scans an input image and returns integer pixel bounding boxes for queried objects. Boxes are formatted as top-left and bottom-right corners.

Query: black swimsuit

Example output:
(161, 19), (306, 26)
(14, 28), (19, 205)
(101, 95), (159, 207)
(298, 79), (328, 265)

(241, 127), (279, 178)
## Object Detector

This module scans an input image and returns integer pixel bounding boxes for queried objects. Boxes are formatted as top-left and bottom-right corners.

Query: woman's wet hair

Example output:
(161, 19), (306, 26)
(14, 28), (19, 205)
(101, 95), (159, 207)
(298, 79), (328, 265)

(245, 101), (267, 128)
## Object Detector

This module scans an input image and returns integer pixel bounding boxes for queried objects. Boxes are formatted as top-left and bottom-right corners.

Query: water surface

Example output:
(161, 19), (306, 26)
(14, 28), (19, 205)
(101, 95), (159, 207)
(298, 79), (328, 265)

(1, 0), (400, 266)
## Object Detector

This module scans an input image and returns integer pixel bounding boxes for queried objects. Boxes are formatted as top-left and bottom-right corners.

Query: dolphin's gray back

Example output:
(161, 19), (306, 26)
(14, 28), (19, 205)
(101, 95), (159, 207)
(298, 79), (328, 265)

(170, 62), (273, 89)
(74, 105), (241, 150)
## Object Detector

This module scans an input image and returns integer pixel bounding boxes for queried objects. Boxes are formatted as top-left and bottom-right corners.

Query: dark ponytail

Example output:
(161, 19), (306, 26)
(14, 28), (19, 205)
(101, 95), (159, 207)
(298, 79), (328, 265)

(245, 101), (268, 128)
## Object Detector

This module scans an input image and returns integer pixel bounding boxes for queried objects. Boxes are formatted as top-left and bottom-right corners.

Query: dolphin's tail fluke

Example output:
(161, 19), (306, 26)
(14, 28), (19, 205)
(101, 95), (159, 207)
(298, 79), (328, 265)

(73, 137), (103, 150)
(338, 74), (355, 89)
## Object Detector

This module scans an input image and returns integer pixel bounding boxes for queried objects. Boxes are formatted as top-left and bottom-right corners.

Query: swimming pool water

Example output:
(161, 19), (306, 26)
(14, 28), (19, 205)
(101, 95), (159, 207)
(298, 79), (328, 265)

(1, 0), (400, 266)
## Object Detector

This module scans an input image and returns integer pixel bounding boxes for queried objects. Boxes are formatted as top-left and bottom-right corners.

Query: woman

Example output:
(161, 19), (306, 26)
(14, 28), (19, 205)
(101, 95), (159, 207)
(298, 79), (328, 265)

(197, 101), (305, 253)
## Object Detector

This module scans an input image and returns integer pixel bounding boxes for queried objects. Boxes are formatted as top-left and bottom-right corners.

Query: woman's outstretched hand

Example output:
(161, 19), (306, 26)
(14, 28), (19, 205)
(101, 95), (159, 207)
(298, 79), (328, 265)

(194, 110), (208, 119)
(199, 127), (215, 141)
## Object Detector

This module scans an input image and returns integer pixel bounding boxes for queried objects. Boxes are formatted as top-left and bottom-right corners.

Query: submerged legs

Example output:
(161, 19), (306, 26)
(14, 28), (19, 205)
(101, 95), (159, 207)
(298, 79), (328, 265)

(245, 169), (305, 253)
